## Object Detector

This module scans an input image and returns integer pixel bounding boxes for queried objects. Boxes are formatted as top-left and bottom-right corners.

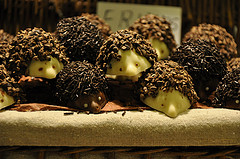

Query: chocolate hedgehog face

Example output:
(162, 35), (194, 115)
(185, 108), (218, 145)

(183, 23), (238, 60)
(0, 64), (22, 109)
(56, 16), (104, 64)
(55, 61), (109, 113)
(6, 27), (68, 80)
(212, 68), (240, 109)
(227, 57), (240, 72)
(171, 39), (227, 102)
(136, 60), (198, 118)
(81, 13), (113, 39)
(129, 14), (177, 60)
(96, 29), (157, 81)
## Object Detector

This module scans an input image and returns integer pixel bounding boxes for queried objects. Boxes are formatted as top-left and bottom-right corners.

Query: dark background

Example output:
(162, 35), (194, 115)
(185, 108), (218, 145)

(1, 0), (239, 53)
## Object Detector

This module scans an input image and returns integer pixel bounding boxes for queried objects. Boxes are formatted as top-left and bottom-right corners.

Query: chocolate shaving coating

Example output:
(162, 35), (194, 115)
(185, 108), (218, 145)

(183, 23), (238, 60)
(136, 60), (199, 105)
(55, 61), (109, 105)
(227, 57), (240, 72)
(0, 41), (9, 65)
(0, 64), (23, 104)
(212, 68), (240, 108)
(96, 29), (157, 72)
(0, 29), (14, 43)
(6, 27), (68, 80)
(81, 13), (113, 39)
(129, 14), (177, 54)
(56, 16), (104, 64)
(171, 39), (227, 101)
(0, 29), (13, 66)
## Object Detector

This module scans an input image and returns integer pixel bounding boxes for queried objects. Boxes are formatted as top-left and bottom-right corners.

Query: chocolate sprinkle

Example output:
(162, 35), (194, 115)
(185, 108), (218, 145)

(183, 23), (238, 60)
(0, 41), (9, 66)
(6, 27), (68, 80)
(171, 39), (227, 102)
(227, 57), (240, 72)
(136, 60), (199, 105)
(96, 29), (157, 72)
(129, 14), (177, 55)
(0, 64), (23, 104)
(212, 68), (240, 109)
(56, 16), (104, 64)
(55, 61), (109, 105)
(0, 30), (13, 66)
(81, 13), (113, 39)
(64, 112), (74, 116)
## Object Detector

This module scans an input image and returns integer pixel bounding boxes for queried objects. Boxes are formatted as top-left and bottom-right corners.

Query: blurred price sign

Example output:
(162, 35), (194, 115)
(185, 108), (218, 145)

(97, 2), (182, 45)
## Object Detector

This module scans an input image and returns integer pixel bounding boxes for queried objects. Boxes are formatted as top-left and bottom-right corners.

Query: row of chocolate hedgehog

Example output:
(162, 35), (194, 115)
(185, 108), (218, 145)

(0, 13), (239, 118)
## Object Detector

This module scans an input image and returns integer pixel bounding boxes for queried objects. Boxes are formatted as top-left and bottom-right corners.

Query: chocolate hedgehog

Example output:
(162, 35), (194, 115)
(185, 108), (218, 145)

(136, 60), (198, 118)
(129, 14), (177, 60)
(0, 64), (22, 110)
(171, 39), (227, 102)
(183, 23), (238, 60)
(6, 27), (68, 80)
(81, 13), (113, 39)
(56, 16), (104, 64)
(212, 68), (240, 109)
(55, 61), (109, 113)
(96, 29), (157, 82)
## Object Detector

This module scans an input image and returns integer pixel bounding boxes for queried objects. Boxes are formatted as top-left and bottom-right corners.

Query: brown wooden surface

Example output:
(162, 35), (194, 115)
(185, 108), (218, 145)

(0, 146), (239, 159)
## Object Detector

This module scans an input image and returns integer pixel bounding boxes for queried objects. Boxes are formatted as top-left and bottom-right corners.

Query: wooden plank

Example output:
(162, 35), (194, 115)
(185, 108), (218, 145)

(220, 0), (226, 26)
(197, 0), (202, 24)
(209, 0), (214, 23)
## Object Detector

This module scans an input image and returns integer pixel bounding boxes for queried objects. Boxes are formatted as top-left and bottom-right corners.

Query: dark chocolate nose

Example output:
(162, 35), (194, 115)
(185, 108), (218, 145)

(90, 101), (101, 113)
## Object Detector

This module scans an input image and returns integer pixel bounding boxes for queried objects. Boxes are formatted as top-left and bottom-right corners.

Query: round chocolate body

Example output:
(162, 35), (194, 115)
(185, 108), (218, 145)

(55, 61), (109, 113)
(171, 39), (227, 102)
(56, 16), (104, 64)
(212, 68), (240, 109)
(183, 23), (238, 60)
